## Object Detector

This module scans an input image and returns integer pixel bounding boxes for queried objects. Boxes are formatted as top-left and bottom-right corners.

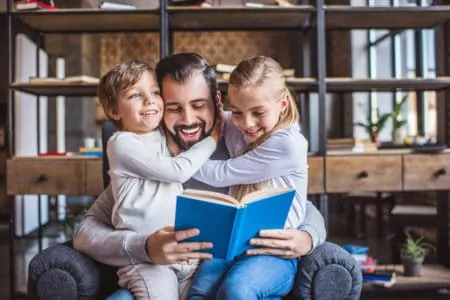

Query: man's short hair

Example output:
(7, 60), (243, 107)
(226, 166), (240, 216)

(98, 60), (153, 129)
(155, 52), (217, 104)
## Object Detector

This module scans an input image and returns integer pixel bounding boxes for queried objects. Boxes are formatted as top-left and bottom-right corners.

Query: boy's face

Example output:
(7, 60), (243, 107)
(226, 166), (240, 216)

(111, 71), (164, 134)
(162, 72), (215, 150)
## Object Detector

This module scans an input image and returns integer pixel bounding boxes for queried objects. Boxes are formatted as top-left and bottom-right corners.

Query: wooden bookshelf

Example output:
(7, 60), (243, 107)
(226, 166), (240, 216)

(325, 5), (450, 29)
(168, 6), (314, 30)
(12, 9), (160, 33)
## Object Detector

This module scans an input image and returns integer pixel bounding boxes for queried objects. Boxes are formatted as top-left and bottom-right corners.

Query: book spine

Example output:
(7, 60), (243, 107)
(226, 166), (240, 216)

(226, 207), (245, 260)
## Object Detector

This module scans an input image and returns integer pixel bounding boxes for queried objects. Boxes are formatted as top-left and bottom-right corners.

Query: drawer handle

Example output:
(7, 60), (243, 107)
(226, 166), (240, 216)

(434, 168), (447, 177)
(357, 171), (369, 179)
(36, 174), (48, 183)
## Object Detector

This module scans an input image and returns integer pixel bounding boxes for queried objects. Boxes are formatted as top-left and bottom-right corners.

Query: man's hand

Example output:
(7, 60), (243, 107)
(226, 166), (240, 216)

(246, 228), (313, 258)
(146, 226), (213, 265)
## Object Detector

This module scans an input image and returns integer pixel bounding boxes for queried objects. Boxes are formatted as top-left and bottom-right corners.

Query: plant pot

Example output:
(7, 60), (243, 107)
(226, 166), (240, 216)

(401, 255), (424, 277)
(392, 128), (405, 145)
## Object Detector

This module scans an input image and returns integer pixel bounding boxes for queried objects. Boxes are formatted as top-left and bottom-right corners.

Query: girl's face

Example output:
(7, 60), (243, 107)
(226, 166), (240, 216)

(228, 85), (288, 143)
(110, 71), (164, 134)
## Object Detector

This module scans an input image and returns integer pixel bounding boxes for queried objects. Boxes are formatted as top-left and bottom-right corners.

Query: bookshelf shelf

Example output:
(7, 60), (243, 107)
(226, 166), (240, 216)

(325, 77), (450, 92)
(12, 9), (160, 33)
(325, 5), (450, 29)
(12, 77), (450, 96)
(168, 5), (314, 30)
(11, 82), (98, 96)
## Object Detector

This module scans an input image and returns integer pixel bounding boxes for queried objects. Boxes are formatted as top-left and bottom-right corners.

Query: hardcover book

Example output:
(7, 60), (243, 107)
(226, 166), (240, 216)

(174, 188), (295, 260)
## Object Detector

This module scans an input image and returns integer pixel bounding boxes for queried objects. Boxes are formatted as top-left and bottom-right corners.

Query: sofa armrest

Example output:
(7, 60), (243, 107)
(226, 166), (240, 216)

(292, 242), (363, 300)
(28, 240), (118, 300)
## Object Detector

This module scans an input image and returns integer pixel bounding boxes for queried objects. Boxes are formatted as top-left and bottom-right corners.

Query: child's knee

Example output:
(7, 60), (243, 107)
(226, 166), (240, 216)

(217, 276), (258, 300)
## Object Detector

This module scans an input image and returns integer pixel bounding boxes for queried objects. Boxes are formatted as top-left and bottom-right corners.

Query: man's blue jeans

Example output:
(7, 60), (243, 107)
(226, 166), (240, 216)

(188, 255), (299, 300)
(106, 289), (134, 300)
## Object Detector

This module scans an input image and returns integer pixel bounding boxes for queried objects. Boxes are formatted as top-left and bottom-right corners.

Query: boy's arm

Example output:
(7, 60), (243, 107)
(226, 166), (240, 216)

(299, 201), (327, 251)
(193, 129), (307, 187)
(109, 133), (217, 183)
(73, 185), (150, 266)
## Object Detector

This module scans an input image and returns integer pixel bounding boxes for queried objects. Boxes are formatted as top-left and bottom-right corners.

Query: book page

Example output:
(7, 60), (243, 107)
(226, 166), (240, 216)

(182, 189), (240, 206)
(241, 187), (292, 205)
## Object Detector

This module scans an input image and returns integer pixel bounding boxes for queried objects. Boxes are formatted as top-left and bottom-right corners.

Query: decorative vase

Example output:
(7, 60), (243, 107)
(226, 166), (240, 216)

(401, 255), (424, 277)
(392, 128), (404, 145)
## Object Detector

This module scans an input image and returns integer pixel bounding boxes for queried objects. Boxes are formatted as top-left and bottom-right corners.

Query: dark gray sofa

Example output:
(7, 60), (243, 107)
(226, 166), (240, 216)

(27, 121), (362, 299)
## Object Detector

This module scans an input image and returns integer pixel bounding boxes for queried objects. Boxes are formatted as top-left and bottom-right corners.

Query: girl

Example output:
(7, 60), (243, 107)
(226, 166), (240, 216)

(187, 56), (308, 300)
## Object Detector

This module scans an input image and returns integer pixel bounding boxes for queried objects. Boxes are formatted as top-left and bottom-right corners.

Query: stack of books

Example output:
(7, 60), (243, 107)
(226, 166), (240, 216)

(342, 244), (396, 287)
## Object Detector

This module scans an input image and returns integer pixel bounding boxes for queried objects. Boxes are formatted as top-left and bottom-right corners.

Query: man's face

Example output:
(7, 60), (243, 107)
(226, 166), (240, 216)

(162, 72), (215, 150)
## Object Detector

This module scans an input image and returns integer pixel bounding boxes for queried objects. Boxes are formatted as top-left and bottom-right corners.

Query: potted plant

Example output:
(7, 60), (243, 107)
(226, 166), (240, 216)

(354, 108), (391, 146)
(391, 96), (407, 145)
(400, 232), (433, 277)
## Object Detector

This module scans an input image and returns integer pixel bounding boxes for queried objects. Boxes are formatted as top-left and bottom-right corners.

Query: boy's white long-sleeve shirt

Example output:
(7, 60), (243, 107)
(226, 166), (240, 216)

(107, 129), (217, 235)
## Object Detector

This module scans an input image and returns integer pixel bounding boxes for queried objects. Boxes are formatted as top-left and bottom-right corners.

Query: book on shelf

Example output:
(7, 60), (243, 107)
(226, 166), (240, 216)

(28, 75), (100, 85)
(16, 0), (56, 10)
(100, 1), (136, 10)
(215, 63), (295, 80)
(174, 187), (295, 260)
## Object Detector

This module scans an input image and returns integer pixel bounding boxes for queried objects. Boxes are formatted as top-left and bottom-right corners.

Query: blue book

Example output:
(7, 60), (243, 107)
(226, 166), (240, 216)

(174, 188), (295, 261)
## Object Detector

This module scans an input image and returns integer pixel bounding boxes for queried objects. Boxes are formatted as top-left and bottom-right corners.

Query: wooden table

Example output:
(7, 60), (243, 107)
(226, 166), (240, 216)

(363, 264), (450, 299)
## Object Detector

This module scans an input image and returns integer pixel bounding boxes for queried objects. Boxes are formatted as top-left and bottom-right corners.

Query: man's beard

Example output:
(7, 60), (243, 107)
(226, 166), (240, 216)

(166, 122), (212, 150)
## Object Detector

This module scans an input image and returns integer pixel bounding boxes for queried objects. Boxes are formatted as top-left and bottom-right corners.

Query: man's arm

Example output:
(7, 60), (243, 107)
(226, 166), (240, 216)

(73, 185), (150, 267)
(299, 201), (327, 251)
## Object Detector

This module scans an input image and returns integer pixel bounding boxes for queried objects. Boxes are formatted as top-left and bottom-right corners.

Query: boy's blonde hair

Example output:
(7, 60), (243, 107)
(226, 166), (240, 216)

(98, 60), (154, 129)
(228, 56), (300, 201)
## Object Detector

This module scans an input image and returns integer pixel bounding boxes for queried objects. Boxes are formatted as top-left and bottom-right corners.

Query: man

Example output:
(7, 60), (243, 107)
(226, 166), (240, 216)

(73, 52), (326, 299)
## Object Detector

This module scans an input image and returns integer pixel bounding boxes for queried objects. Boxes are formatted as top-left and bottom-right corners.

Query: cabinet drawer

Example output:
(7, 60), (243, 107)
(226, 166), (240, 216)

(326, 156), (402, 193)
(85, 159), (103, 195)
(7, 158), (85, 195)
(308, 157), (324, 194)
(404, 154), (450, 191)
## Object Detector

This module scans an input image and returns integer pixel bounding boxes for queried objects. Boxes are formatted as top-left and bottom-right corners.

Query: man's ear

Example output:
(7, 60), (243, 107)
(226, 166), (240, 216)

(215, 90), (222, 107)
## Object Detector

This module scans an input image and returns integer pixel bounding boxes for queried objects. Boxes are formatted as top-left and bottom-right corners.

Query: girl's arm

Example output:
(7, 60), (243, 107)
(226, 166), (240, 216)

(108, 132), (217, 183)
(193, 129), (308, 187)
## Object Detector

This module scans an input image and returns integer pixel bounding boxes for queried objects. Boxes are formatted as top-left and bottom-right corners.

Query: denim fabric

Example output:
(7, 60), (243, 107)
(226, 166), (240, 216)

(188, 255), (298, 300)
(106, 289), (135, 300)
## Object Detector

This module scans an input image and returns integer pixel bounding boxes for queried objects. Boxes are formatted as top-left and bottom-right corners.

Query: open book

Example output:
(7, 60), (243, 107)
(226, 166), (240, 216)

(174, 188), (295, 260)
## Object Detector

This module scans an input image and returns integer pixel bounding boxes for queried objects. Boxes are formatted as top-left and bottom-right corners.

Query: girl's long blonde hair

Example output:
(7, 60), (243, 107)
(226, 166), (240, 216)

(229, 56), (300, 201)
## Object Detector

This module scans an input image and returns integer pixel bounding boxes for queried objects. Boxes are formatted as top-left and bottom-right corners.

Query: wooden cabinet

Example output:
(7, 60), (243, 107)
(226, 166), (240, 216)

(403, 154), (450, 191)
(6, 157), (101, 195)
(308, 156), (324, 194)
(85, 159), (103, 195)
(325, 155), (403, 193)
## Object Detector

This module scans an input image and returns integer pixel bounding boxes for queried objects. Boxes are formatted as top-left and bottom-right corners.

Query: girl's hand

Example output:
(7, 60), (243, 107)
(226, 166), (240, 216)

(246, 228), (313, 259)
(146, 226), (213, 265)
